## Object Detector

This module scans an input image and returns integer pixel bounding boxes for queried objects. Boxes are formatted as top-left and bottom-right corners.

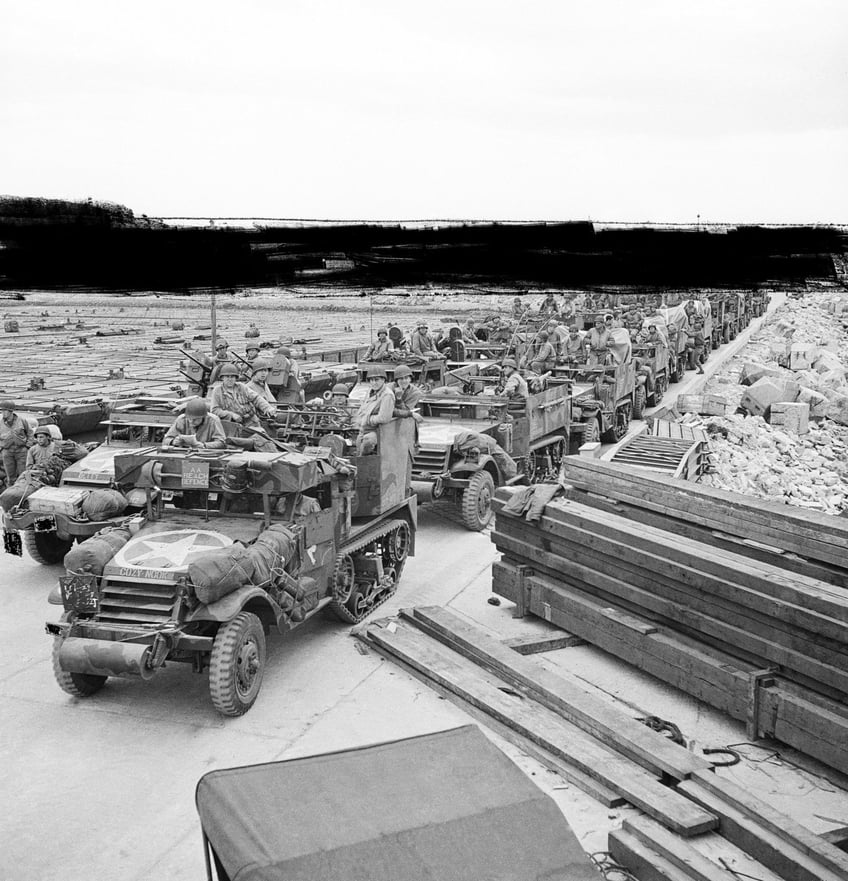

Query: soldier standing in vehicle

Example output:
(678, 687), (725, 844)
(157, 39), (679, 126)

(500, 358), (528, 399)
(25, 425), (59, 468)
(245, 359), (276, 403)
(162, 398), (227, 449)
(209, 363), (278, 450)
(410, 322), (444, 359)
(364, 328), (394, 361)
(512, 296), (525, 320)
(392, 364), (423, 422)
(524, 330), (557, 374)
(587, 317), (611, 367)
(208, 339), (234, 385)
(0, 400), (34, 486)
(354, 365), (396, 454)
(538, 293), (559, 317)
(562, 325), (586, 363)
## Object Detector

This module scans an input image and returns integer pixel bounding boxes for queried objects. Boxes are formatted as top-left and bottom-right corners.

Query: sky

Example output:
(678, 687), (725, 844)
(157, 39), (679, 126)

(2, 0), (846, 223)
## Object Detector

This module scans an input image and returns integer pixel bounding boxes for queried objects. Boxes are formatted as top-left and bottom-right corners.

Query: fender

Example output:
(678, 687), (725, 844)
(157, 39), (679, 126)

(449, 454), (501, 484)
(189, 587), (281, 626)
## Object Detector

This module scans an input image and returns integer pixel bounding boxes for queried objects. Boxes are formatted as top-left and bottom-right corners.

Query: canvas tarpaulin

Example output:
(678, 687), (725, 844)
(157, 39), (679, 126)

(196, 724), (598, 881)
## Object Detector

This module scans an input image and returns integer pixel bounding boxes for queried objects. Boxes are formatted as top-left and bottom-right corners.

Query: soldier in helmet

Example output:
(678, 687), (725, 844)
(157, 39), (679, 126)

(245, 358), (275, 403)
(26, 424), (61, 469)
(162, 398), (226, 449)
(364, 328), (394, 362)
(392, 364), (423, 422)
(240, 339), (262, 380)
(500, 358), (528, 399)
(208, 338), (234, 385)
(523, 330), (557, 374)
(209, 363), (278, 451)
(354, 365), (396, 454)
(0, 399), (34, 486)
(410, 322), (444, 359)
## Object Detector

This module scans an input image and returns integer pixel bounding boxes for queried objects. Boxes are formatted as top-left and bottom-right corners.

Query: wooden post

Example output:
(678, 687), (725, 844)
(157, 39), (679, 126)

(746, 668), (777, 741)
(513, 564), (534, 618)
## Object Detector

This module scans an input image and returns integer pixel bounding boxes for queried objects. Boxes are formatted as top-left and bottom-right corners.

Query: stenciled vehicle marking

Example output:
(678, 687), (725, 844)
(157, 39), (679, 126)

(109, 529), (234, 578)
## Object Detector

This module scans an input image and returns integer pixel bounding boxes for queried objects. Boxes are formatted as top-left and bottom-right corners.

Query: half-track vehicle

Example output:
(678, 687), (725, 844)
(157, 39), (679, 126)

(631, 337), (669, 413)
(46, 418), (417, 715)
(411, 377), (571, 531)
(3, 398), (182, 565)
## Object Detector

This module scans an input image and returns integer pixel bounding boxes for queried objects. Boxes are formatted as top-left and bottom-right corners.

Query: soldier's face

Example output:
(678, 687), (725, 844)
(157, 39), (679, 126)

(222, 375), (236, 388)
(332, 395), (348, 406)
(188, 416), (205, 431)
(35, 433), (51, 446)
(369, 377), (385, 390)
(253, 369), (269, 382)
(397, 376), (411, 389)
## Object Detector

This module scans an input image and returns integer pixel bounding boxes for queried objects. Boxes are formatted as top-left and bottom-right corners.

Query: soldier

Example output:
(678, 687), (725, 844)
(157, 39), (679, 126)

(0, 400), (34, 486)
(245, 358), (275, 403)
(209, 363), (278, 450)
(392, 364), (423, 422)
(524, 330), (557, 374)
(538, 293), (559, 316)
(462, 319), (479, 345)
(500, 358), (528, 399)
(687, 319), (706, 374)
(208, 338), (234, 385)
(410, 322), (444, 359)
(162, 398), (226, 449)
(364, 329), (394, 362)
(26, 425), (60, 469)
(240, 339), (262, 380)
(354, 365), (396, 455)
(559, 298), (575, 325)
(330, 383), (352, 411)
(562, 325), (586, 364)
(587, 316), (611, 367)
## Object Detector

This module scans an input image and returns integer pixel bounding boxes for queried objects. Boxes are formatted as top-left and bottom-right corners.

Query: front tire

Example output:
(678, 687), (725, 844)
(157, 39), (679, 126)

(461, 471), (495, 532)
(632, 385), (647, 420)
(23, 530), (73, 566)
(209, 612), (266, 716)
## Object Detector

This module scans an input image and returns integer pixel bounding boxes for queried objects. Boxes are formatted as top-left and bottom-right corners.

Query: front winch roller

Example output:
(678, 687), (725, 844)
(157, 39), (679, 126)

(56, 637), (157, 680)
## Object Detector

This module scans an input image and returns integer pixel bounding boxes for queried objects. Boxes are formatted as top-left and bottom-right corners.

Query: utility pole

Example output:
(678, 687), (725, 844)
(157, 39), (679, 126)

(210, 290), (218, 351)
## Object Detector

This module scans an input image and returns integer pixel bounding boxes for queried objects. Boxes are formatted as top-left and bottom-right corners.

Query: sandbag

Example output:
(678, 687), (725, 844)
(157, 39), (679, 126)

(82, 489), (128, 521)
(65, 526), (132, 576)
(189, 545), (254, 605)
(0, 476), (43, 511)
(245, 524), (297, 587)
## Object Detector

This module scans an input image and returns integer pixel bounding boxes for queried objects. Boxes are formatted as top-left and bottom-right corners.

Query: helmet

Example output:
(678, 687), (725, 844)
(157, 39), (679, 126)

(0, 399), (13, 411)
(538, 330), (548, 340)
(367, 365), (388, 379)
(393, 364), (412, 379)
(215, 338), (229, 349)
(218, 363), (239, 377)
(34, 425), (52, 438)
(245, 339), (261, 352)
(279, 346), (292, 357)
(251, 358), (271, 372)
(377, 328), (388, 337)
(331, 383), (349, 396)
(185, 398), (208, 417)
(502, 358), (518, 369)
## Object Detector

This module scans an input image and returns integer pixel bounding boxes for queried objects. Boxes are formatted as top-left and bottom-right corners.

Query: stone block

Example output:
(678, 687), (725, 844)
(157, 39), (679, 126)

(789, 343), (819, 371)
(813, 350), (845, 376)
(826, 394), (848, 426)
(769, 401), (809, 434)
(738, 377), (799, 418)
(578, 441), (602, 458)
(768, 341), (791, 364)
(797, 386), (830, 418)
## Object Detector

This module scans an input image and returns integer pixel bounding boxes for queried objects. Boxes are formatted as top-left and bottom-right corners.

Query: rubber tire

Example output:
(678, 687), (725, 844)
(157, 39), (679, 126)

(52, 634), (107, 697)
(652, 376), (667, 406)
(23, 530), (73, 566)
(632, 385), (647, 420)
(603, 403), (631, 443)
(461, 471), (495, 532)
(209, 612), (266, 717)
(582, 417), (601, 445)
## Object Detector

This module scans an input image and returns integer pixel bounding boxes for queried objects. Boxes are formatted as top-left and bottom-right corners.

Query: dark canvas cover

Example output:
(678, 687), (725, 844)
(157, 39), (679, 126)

(196, 724), (598, 881)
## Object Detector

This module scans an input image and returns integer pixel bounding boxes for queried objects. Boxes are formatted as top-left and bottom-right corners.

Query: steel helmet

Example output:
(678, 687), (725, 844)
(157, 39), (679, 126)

(245, 339), (261, 352)
(367, 365), (388, 379)
(0, 399), (13, 411)
(218, 363), (239, 377)
(279, 346), (292, 357)
(185, 398), (208, 417)
(215, 338), (229, 349)
(331, 383), (349, 396)
(393, 364), (413, 379)
(34, 425), (52, 438)
(502, 358), (518, 369)
(377, 328), (388, 337)
(251, 358), (272, 372)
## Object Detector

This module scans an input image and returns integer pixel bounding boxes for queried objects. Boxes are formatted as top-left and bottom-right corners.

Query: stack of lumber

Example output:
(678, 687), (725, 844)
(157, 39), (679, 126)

(607, 421), (709, 479)
(361, 608), (848, 881)
(491, 457), (848, 778)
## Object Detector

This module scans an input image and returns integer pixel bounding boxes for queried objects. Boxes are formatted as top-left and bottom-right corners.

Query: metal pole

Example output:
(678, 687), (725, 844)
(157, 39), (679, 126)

(210, 290), (218, 352)
(369, 290), (374, 341)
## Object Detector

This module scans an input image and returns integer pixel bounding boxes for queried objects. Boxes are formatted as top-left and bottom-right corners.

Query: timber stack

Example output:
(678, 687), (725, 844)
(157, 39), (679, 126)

(491, 457), (848, 781)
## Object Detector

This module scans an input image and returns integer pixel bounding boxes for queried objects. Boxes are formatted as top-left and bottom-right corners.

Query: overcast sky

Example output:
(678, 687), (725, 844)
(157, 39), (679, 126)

(2, 0), (846, 223)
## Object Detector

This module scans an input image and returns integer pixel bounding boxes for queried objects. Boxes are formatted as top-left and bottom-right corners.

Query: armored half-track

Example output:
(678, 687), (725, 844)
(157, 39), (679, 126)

(46, 418), (417, 716)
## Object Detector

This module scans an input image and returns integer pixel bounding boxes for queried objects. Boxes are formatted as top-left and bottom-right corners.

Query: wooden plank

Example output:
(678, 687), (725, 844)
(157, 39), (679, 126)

(608, 829), (700, 881)
(360, 628), (626, 807)
(686, 770), (848, 880)
(365, 621), (718, 836)
(558, 485), (848, 589)
(678, 780), (847, 881)
(622, 815), (740, 881)
(492, 527), (848, 698)
(502, 633), (585, 653)
(405, 606), (710, 780)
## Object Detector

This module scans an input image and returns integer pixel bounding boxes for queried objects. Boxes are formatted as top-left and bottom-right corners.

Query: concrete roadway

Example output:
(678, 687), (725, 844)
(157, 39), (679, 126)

(2, 291), (815, 881)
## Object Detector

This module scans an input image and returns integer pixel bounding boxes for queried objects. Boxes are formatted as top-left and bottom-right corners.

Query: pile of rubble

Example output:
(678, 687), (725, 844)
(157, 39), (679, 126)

(681, 290), (848, 514)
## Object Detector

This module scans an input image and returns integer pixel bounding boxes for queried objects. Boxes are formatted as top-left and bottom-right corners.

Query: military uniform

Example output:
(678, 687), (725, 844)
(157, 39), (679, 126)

(364, 338), (394, 361)
(0, 411), (34, 485)
(503, 371), (529, 398)
(527, 340), (557, 374)
(354, 385), (395, 454)
(245, 378), (276, 403)
(26, 441), (57, 469)
(562, 334), (586, 362)
(410, 330), (440, 358)
(393, 383), (422, 418)
(162, 413), (227, 449)
(210, 382), (277, 427)
(587, 327), (611, 367)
